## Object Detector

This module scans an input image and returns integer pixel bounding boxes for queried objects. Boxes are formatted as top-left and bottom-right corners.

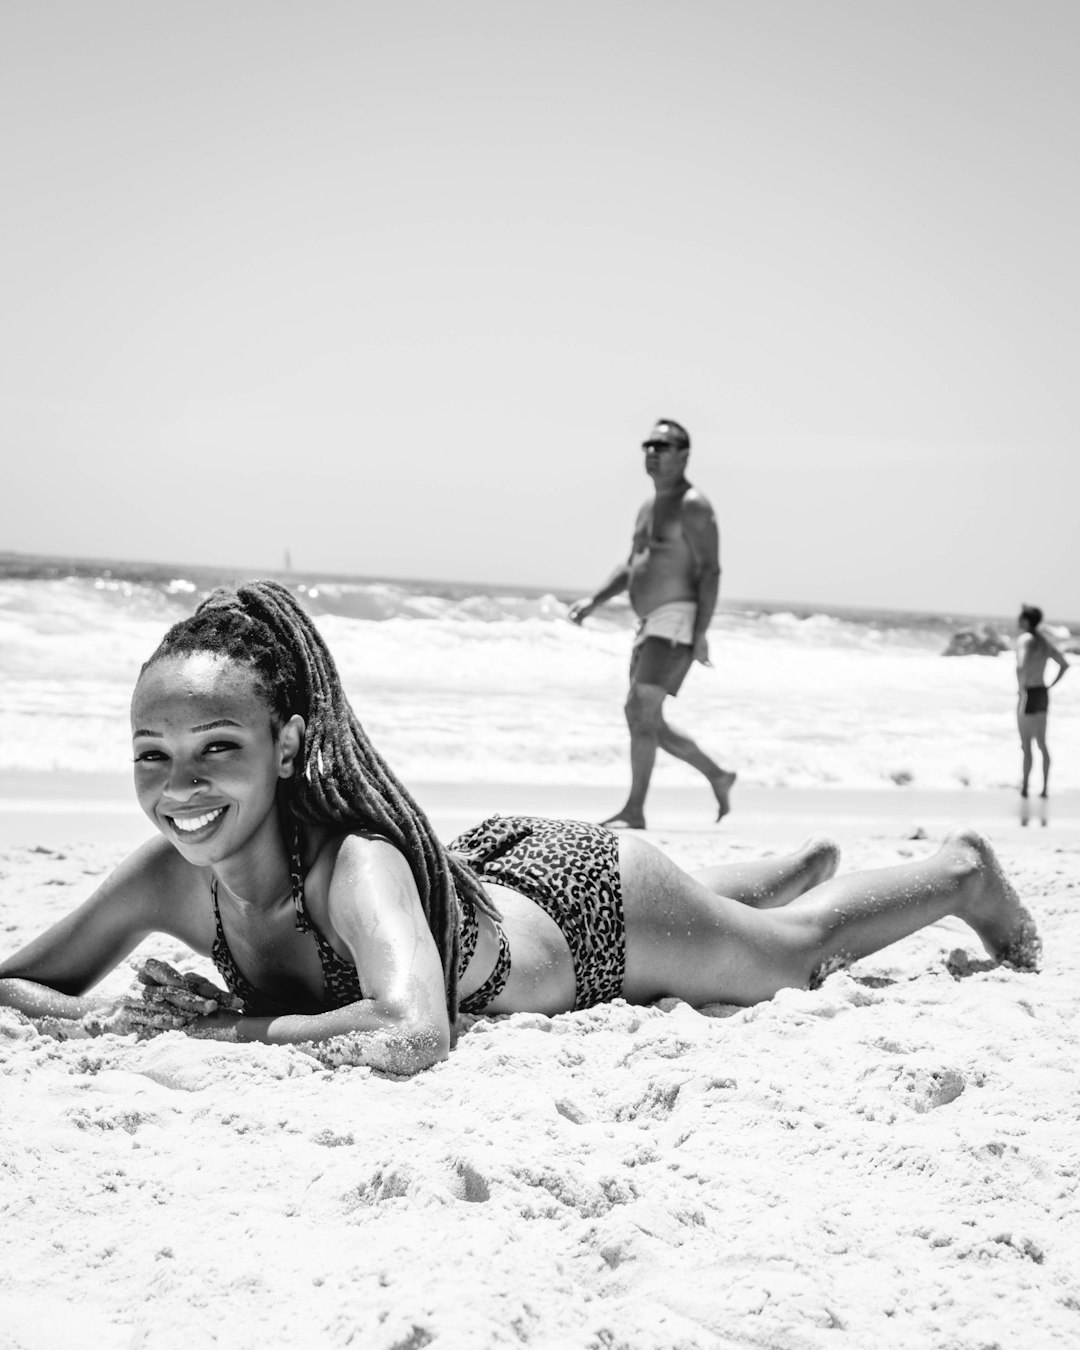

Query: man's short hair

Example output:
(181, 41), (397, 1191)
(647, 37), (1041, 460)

(1020, 604), (1043, 629)
(643, 418), (691, 451)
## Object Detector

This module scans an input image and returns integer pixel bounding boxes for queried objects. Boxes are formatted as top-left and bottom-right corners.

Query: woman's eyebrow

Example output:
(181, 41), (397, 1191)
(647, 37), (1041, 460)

(131, 718), (243, 738)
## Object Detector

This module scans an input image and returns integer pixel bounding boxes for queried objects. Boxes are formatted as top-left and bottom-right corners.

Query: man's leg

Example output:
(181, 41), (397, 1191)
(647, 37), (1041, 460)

(1018, 708), (1034, 797)
(657, 716), (737, 821)
(1033, 713), (1050, 797)
(601, 682), (667, 829)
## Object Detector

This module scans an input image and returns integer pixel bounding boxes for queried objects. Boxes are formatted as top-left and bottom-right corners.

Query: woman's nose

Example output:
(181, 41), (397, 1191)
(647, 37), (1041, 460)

(164, 761), (205, 801)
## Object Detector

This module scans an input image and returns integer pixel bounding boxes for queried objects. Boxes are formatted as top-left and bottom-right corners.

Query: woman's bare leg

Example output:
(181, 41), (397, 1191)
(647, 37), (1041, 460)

(691, 836), (841, 909)
(620, 829), (1039, 1008)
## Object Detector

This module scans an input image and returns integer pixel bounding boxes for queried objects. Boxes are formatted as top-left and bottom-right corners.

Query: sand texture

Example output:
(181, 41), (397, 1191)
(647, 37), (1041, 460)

(1, 826), (1079, 1349)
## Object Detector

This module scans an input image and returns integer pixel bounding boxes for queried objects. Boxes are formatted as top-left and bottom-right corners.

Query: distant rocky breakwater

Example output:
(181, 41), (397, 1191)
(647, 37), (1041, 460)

(943, 623), (1080, 657)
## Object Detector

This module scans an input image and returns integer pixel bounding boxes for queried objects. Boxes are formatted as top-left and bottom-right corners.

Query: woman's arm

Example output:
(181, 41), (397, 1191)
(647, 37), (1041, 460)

(188, 836), (452, 1075)
(0, 836), (196, 1019)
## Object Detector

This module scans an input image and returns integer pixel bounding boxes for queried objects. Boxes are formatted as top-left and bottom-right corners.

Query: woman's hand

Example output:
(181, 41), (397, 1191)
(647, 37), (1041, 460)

(83, 957), (241, 1038)
(180, 1010), (243, 1042)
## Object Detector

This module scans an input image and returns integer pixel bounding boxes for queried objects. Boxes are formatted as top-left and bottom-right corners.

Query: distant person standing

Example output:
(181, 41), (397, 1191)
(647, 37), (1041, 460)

(568, 418), (735, 828)
(1016, 604), (1068, 800)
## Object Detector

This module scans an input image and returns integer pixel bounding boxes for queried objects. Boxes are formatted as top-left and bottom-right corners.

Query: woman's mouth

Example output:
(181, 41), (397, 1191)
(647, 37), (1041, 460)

(168, 807), (226, 842)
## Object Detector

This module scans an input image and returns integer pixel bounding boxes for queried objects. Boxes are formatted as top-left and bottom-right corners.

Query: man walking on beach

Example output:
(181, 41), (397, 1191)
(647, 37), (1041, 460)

(569, 418), (735, 829)
(1016, 603), (1068, 801)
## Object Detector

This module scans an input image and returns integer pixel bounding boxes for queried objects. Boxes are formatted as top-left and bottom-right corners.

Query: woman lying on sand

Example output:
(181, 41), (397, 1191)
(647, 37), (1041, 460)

(0, 582), (1039, 1075)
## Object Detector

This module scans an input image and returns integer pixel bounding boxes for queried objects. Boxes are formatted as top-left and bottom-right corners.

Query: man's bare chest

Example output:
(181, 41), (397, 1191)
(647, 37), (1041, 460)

(634, 502), (687, 552)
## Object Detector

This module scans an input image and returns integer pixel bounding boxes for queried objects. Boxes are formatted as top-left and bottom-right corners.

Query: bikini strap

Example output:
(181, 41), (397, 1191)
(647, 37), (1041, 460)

(208, 876), (256, 1011)
(289, 820), (311, 932)
(458, 923), (511, 1015)
(458, 896), (479, 978)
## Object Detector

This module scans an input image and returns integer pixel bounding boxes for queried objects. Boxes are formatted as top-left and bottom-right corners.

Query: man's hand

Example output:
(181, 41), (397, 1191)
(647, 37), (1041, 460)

(568, 598), (595, 626)
(693, 635), (712, 667)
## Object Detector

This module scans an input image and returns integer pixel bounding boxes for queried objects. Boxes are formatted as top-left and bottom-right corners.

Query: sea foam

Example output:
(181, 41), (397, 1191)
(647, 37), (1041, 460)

(1, 562), (1076, 790)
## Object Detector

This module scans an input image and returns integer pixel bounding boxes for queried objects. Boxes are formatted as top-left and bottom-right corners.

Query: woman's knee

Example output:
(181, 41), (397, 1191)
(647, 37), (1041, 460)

(618, 837), (814, 1002)
(768, 909), (837, 984)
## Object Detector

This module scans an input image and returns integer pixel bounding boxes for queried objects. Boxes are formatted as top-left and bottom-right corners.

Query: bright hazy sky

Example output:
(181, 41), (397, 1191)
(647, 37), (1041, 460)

(2, 1), (1077, 617)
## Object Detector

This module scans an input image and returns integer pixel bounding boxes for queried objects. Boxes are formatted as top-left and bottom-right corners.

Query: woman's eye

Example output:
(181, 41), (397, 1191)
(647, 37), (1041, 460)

(204, 741), (240, 755)
(133, 749), (166, 764)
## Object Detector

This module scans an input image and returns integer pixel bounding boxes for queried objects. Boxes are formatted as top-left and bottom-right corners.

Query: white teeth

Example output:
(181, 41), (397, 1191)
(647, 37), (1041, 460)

(172, 808), (224, 833)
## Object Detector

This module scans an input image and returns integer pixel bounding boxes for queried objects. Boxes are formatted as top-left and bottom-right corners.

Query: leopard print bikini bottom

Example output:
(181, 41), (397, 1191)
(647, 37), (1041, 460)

(451, 815), (625, 1012)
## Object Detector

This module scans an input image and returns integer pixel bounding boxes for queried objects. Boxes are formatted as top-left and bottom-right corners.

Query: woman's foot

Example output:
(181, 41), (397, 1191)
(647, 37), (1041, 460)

(719, 835), (843, 910)
(950, 828), (1041, 970)
(799, 835), (842, 889)
(755, 835), (842, 908)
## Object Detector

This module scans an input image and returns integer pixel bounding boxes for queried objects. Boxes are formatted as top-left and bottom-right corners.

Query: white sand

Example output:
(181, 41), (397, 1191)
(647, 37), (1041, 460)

(2, 822), (1079, 1349)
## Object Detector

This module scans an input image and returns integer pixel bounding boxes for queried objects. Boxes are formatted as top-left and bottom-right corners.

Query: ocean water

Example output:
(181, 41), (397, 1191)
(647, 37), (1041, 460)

(1, 553), (1077, 793)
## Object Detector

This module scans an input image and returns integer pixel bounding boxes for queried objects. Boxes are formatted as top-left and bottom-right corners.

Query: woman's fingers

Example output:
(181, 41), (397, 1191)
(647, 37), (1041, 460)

(135, 959), (241, 1012)
(82, 1002), (192, 1037)
(182, 971), (226, 1000)
(140, 983), (219, 1015)
(123, 1002), (196, 1031)
(137, 957), (187, 988)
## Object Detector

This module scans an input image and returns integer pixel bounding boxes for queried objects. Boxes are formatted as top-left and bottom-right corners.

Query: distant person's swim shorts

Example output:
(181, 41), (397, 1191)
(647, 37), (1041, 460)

(1022, 685), (1049, 715)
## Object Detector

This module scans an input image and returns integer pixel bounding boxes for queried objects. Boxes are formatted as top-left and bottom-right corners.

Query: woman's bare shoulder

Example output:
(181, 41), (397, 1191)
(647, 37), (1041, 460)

(315, 831), (415, 917)
(110, 832), (198, 887)
(300, 828), (411, 922)
(95, 834), (207, 926)
(310, 828), (410, 877)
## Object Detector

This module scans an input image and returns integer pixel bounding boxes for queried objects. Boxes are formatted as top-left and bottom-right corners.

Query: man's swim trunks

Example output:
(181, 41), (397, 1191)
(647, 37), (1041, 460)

(450, 815), (625, 1011)
(1023, 685), (1049, 715)
(630, 599), (696, 695)
(631, 637), (694, 695)
(639, 599), (697, 644)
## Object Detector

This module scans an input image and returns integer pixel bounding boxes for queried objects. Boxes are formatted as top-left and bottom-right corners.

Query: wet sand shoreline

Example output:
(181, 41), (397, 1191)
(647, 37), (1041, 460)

(2, 770), (1078, 849)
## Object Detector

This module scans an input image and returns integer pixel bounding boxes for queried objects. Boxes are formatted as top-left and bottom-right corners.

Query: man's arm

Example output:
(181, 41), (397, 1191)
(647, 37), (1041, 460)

(683, 495), (721, 664)
(568, 560), (631, 624)
(1016, 632), (1031, 685)
(1044, 636), (1070, 687)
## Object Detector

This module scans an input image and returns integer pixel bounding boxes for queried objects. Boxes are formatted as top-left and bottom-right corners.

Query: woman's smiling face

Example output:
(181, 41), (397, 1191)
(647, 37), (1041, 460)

(130, 652), (302, 863)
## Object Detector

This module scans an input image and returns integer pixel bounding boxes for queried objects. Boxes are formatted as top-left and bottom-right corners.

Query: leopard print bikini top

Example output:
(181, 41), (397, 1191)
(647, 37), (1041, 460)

(209, 871), (365, 1016)
(208, 866), (509, 1018)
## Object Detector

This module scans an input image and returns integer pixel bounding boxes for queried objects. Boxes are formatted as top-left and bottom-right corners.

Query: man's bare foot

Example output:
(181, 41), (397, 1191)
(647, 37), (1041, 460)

(601, 812), (646, 830)
(711, 770), (737, 822)
(950, 828), (1041, 970)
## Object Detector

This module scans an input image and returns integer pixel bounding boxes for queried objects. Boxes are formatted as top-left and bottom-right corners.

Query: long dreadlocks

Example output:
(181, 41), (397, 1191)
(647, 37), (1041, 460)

(141, 579), (496, 1019)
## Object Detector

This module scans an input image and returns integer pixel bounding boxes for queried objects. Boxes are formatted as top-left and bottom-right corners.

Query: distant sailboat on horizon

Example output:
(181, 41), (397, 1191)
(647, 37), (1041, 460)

(283, 548), (292, 572)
